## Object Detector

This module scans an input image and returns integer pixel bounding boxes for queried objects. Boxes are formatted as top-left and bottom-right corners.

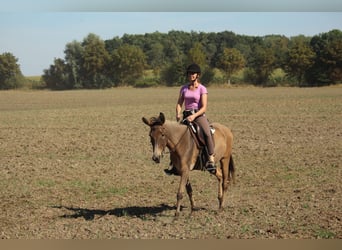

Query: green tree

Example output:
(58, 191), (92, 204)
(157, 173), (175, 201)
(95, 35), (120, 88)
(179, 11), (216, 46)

(111, 44), (147, 86)
(249, 45), (276, 85)
(81, 33), (111, 88)
(160, 59), (186, 86)
(326, 39), (342, 83)
(64, 40), (84, 88)
(307, 29), (342, 85)
(188, 42), (207, 68)
(216, 48), (245, 84)
(105, 36), (123, 53)
(41, 29), (342, 88)
(263, 35), (290, 68)
(216, 31), (237, 49)
(198, 32), (217, 66)
(42, 58), (69, 90)
(285, 37), (315, 85)
(163, 39), (182, 63)
(147, 42), (165, 77)
(0, 52), (24, 89)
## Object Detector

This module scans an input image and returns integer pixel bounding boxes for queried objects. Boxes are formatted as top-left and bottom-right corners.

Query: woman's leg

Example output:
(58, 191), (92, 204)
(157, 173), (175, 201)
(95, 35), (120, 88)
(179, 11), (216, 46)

(196, 115), (214, 156)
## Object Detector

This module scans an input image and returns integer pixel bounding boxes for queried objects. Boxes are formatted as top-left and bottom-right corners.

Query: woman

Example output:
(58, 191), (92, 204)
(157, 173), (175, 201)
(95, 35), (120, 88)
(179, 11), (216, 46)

(165, 63), (215, 175)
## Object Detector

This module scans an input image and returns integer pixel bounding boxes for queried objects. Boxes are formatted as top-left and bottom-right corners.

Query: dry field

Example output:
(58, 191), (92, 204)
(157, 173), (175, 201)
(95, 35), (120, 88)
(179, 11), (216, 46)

(0, 86), (341, 239)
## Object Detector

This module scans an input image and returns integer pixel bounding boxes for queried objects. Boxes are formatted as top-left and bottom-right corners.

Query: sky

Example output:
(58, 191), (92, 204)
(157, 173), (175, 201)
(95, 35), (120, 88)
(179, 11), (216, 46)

(0, 1), (341, 76)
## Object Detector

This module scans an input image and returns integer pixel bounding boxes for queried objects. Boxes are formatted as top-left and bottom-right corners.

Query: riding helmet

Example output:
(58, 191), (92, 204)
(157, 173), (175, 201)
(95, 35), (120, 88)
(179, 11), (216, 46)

(186, 63), (201, 74)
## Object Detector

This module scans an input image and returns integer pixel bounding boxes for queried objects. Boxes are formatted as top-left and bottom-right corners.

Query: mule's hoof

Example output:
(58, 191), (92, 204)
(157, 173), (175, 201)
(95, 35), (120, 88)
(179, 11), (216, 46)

(164, 167), (180, 176)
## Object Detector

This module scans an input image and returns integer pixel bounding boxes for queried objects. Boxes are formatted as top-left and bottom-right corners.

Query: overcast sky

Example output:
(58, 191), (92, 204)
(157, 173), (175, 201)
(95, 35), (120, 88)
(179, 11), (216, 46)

(1, 1), (341, 75)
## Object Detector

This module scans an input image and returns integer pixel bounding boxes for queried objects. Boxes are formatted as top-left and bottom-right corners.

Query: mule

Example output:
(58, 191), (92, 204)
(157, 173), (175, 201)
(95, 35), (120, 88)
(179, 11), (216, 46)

(142, 112), (235, 216)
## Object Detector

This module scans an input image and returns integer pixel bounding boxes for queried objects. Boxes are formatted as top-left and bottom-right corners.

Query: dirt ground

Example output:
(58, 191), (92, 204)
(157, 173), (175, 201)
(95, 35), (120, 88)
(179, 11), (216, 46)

(0, 86), (341, 239)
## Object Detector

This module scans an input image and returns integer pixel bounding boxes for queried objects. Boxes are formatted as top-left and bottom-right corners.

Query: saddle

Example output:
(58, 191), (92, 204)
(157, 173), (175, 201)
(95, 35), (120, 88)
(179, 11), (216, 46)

(182, 120), (207, 148)
(186, 120), (216, 172)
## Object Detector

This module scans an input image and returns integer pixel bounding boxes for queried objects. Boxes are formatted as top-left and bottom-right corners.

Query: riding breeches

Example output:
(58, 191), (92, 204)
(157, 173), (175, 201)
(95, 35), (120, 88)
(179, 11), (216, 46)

(195, 115), (215, 155)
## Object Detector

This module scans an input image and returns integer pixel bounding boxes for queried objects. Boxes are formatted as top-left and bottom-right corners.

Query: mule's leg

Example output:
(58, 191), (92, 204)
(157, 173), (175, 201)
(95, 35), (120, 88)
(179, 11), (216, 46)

(229, 155), (235, 184)
(185, 178), (195, 212)
(175, 171), (189, 217)
(215, 164), (224, 210)
(217, 158), (229, 210)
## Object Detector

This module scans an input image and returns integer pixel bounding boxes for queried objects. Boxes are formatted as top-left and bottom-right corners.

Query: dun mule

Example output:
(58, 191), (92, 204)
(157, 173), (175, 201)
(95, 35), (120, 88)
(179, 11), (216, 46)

(142, 112), (235, 216)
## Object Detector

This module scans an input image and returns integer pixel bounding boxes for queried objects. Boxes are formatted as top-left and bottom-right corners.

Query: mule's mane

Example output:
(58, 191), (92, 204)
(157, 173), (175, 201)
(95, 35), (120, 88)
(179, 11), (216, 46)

(164, 121), (189, 143)
(164, 120), (180, 126)
(164, 120), (186, 130)
(148, 117), (164, 126)
(149, 116), (184, 129)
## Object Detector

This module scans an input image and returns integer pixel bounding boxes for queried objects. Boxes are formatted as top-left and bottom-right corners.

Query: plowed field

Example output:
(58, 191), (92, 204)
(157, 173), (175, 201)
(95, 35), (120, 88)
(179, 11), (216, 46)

(0, 86), (341, 239)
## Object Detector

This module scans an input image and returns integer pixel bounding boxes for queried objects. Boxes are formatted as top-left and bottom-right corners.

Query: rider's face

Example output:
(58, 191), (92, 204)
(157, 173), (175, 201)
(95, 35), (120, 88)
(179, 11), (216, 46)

(187, 72), (198, 81)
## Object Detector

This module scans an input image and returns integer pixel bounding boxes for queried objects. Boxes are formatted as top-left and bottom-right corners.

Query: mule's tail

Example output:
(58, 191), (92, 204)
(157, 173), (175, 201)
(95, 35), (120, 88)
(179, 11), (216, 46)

(229, 155), (235, 184)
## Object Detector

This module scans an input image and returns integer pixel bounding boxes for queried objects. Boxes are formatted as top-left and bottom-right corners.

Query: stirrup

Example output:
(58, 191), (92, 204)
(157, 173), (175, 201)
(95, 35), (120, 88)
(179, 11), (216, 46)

(205, 161), (216, 174)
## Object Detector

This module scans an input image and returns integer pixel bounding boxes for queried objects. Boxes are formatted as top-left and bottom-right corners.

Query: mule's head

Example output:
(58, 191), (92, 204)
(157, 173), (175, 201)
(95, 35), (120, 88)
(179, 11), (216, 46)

(142, 112), (167, 163)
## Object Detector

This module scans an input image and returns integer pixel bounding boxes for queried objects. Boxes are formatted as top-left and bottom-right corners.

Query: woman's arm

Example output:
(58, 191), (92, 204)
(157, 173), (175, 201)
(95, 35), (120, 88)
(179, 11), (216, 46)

(176, 91), (184, 122)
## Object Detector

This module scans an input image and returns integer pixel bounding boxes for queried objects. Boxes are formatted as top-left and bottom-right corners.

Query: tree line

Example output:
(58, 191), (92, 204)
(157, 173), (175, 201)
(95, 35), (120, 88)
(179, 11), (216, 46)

(1, 29), (341, 90)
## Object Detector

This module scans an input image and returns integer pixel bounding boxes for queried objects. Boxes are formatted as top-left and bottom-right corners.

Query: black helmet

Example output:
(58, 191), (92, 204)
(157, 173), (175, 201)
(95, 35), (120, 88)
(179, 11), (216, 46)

(186, 63), (201, 74)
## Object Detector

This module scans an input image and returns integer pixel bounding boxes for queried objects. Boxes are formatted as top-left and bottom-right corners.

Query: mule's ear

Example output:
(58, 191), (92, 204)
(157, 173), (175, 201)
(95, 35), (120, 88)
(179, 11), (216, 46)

(159, 112), (165, 124)
(142, 117), (150, 126)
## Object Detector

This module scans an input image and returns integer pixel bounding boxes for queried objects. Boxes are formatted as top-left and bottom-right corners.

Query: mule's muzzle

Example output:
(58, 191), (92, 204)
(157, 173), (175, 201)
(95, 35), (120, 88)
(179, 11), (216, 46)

(152, 155), (161, 163)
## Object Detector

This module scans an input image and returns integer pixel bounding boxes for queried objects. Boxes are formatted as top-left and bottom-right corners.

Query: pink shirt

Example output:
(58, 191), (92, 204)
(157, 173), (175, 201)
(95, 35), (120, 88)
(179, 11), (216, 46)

(180, 83), (208, 110)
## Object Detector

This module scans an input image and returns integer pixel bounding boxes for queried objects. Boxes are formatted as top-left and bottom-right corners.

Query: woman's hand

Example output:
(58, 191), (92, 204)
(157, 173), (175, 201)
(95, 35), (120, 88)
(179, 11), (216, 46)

(187, 114), (196, 122)
(176, 113), (181, 122)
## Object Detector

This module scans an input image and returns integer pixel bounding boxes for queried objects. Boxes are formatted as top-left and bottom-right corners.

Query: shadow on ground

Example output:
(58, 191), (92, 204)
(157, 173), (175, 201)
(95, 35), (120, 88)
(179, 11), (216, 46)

(52, 203), (178, 220)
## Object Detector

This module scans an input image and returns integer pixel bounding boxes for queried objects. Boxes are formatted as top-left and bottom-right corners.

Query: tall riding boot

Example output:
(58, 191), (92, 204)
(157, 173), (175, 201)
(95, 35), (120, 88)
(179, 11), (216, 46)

(206, 154), (216, 174)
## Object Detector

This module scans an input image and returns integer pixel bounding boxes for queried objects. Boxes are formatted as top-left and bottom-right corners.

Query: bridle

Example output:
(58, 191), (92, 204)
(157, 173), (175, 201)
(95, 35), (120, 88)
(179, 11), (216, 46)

(152, 123), (189, 155)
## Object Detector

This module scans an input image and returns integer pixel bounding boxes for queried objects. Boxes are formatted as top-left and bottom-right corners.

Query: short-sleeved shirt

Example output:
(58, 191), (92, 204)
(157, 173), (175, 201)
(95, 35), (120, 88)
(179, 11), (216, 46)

(180, 83), (208, 110)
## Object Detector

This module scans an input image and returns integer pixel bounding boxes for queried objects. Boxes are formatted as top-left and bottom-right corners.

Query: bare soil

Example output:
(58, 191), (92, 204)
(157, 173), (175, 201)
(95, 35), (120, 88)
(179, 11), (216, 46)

(0, 86), (341, 239)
